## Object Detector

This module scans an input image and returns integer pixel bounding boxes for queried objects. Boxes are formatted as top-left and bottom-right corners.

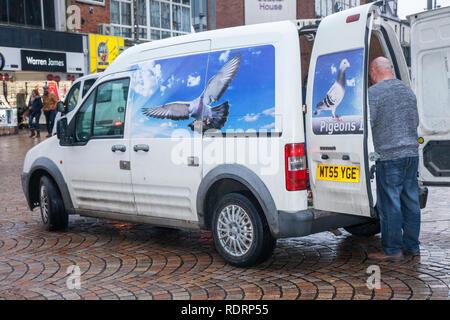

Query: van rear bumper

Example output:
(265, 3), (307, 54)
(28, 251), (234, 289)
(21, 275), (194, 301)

(277, 210), (375, 239)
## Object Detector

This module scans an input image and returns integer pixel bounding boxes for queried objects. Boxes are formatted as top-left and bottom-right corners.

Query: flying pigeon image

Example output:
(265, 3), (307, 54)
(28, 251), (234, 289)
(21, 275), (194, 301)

(142, 53), (241, 132)
(312, 48), (365, 135)
(130, 45), (276, 138)
(314, 58), (350, 120)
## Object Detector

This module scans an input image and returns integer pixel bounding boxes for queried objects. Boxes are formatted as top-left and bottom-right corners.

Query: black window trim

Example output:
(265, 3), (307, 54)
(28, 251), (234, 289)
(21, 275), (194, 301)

(72, 76), (131, 145)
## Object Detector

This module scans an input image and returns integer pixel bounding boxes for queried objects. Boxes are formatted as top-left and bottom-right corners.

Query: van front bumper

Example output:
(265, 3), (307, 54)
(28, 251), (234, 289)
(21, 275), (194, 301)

(277, 210), (375, 239)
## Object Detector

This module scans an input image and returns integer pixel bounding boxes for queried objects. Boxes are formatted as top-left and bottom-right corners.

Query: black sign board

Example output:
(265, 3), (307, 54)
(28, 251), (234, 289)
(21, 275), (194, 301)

(21, 50), (67, 72)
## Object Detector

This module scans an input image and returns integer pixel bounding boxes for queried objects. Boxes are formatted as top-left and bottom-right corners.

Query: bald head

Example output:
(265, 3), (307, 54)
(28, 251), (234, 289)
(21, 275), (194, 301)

(369, 56), (394, 84)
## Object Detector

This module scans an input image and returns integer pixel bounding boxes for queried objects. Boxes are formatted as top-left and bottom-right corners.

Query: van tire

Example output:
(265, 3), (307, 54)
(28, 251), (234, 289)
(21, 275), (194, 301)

(344, 220), (380, 237)
(39, 175), (68, 231)
(212, 193), (275, 267)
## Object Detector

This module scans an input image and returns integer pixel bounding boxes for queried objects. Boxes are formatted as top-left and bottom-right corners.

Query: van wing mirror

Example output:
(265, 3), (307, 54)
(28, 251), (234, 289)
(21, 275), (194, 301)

(56, 101), (66, 114)
(56, 118), (73, 146)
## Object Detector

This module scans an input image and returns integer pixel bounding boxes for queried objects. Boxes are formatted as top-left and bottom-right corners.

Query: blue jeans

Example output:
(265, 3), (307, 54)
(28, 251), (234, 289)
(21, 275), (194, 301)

(376, 156), (421, 255)
(29, 112), (41, 130)
(44, 109), (56, 134)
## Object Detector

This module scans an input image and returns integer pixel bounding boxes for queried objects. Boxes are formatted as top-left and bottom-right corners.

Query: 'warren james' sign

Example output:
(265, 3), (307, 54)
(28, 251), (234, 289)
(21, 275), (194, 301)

(21, 50), (67, 72)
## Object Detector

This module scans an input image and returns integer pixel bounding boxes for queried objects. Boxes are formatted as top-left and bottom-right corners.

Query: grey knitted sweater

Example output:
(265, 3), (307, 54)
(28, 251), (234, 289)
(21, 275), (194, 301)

(368, 78), (419, 161)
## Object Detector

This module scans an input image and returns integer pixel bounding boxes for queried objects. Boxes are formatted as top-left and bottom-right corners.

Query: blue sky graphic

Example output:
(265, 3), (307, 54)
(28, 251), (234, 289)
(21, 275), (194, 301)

(312, 48), (364, 118)
(130, 45), (275, 138)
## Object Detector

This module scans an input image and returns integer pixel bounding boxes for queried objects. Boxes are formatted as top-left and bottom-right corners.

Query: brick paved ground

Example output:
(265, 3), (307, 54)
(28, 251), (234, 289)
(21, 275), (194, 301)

(0, 132), (449, 300)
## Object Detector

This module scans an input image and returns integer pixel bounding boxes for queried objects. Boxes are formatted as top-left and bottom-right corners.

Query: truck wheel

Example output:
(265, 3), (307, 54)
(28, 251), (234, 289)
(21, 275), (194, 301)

(39, 175), (68, 231)
(344, 220), (380, 237)
(212, 193), (276, 267)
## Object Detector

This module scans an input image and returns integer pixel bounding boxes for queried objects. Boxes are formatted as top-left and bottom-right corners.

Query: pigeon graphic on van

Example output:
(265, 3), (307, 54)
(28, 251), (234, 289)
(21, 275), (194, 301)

(313, 58), (350, 120)
(142, 53), (241, 131)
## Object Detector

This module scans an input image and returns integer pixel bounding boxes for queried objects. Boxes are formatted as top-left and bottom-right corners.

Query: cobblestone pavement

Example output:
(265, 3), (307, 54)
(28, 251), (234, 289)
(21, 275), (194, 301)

(0, 132), (449, 300)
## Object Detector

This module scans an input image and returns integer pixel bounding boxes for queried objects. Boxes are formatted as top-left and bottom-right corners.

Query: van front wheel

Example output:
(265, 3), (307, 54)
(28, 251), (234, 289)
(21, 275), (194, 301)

(39, 175), (68, 231)
(212, 193), (275, 267)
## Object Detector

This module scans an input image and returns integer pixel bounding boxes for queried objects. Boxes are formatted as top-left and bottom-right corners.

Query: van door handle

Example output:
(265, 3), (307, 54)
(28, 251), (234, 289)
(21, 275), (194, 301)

(111, 145), (126, 152)
(321, 154), (329, 160)
(133, 144), (149, 152)
(342, 155), (350, 160)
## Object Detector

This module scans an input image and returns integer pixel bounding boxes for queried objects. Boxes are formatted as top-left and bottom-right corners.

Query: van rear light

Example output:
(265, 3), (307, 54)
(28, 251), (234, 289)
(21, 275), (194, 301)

(346, 14), (360, 23)
(285, 143), (307, 191)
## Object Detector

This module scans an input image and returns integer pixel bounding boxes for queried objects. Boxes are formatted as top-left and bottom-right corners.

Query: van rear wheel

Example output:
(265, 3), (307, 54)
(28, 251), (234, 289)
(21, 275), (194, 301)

(212, 193), (275, 267)
(39, 175), (68, 231)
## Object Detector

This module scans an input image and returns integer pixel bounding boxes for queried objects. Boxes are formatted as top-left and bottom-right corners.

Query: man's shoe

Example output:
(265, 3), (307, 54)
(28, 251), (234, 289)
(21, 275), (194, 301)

(35, 130), (40, 138)
(367, 252), (404, 262)
(29, 129), (35, 138)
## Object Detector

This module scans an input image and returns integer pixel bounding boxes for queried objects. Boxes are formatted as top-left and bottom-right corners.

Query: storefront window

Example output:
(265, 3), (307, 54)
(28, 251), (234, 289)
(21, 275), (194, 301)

(314, 0), (361, 18)
(161, 31), (171, 39)
(150, 29), (161, 40)
(139, 27), (147, 40)
(9, 0), (26, 25)
(137, 0), (147, 25)
(43, 0), (55, 29)
(0, 0), (55, 29)
(121, 2), (131, 26)
(150, 0), (161, 28)
(182, 6), (190, 32)
(172, 4), (181, 31)
(25, 0), (42, 27)
(111, 1), (120, 24)
(161, 2), (170, 29)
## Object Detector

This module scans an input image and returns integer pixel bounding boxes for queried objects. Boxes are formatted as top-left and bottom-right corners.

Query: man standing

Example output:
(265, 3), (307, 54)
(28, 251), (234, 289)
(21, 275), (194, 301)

(368, 57), (421, 262)
(42, 85), (57, 137)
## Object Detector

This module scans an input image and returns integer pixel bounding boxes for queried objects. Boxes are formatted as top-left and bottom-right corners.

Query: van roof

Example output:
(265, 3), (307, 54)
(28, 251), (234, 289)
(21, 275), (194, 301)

(103, 20), (297, 76)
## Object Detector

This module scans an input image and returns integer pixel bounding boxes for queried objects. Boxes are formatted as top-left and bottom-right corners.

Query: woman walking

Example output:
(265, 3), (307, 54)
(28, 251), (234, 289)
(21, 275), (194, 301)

(29, 89), (43, 138)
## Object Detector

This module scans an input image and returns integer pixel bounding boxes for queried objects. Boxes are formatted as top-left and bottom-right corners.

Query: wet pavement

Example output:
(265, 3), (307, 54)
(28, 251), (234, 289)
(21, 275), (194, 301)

(0, 131), (449, 300)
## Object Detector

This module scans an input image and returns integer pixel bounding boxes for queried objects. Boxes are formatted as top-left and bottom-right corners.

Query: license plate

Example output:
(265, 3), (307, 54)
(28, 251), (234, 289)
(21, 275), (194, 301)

(317, 165), (360, 183)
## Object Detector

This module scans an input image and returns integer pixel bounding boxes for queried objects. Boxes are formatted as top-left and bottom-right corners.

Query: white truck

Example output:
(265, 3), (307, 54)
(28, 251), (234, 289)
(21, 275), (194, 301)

(21, 3), (449, 267)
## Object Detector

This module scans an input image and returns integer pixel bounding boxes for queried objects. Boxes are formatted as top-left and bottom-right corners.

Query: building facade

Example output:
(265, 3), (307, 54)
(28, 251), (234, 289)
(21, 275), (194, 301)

(72, 0), (192, 41)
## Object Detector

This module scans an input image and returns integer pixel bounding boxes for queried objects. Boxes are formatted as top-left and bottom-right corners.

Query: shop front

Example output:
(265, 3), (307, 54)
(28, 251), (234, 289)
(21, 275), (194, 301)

(0, 26), (88, 135)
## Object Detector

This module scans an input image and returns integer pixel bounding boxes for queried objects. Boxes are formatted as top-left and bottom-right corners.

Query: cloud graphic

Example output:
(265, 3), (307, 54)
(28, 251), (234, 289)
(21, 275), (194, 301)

(167, 75), (175, 88)
(219, 50), (230, 63)
(262, 107), (275, 117)
(240, 113), (260, 122)
(161, 121), (177, 128)
(331, 64), (337, 74)
(187, 74), (201, 87)
(134, 61), (162, 96)
(260, 122), (275, 129)
(346, 78), (356, 87)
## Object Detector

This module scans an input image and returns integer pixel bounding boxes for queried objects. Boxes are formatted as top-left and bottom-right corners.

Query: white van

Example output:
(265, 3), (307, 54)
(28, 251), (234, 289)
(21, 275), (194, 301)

(51, 73), (99, 136)
(21, 4), (449, 267)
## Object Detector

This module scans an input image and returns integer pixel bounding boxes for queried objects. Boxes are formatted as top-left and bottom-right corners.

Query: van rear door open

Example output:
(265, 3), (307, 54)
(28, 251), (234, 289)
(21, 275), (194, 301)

(306, 4), (381, 217)
(409, 7), (450, 186)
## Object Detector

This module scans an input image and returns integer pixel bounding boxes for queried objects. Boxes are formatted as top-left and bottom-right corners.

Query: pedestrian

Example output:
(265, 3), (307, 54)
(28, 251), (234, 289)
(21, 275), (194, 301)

(28, 89), (43, 138)
(42, 85), (58, 137)
(367, 56), (421, 262)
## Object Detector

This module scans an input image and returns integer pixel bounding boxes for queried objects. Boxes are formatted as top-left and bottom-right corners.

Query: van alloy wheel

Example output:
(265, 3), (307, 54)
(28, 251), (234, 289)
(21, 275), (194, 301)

(217, 204), (254, 257)
(40, 184), (49, 224)
(212, 193), (276, 267)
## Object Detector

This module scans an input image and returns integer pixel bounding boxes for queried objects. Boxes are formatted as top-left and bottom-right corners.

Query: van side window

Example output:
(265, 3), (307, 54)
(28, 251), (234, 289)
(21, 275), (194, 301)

(92, 78), (130, 137)
(65, 82), (81, 112)
(82, 79), (97, 97)
(75, 90), (95, 142)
